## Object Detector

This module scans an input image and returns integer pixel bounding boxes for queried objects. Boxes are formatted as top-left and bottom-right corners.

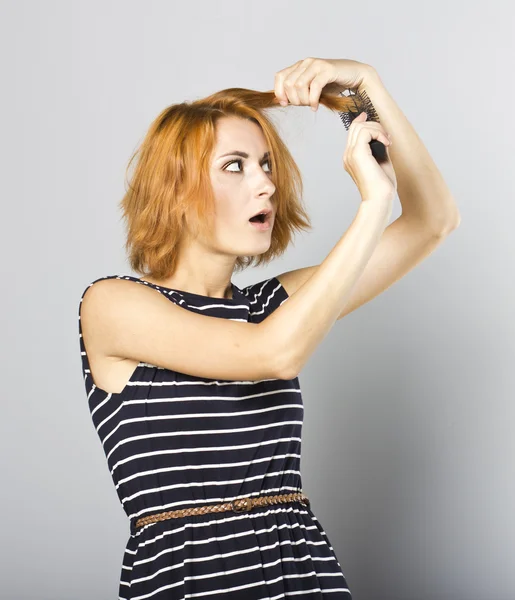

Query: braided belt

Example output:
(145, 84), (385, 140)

(135, 492), (310, 530)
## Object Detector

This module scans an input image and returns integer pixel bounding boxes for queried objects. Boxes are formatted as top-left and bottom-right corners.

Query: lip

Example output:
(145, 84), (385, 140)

(248, 207), (273, 231)
(248, 216), (272, 231)
(248, 207), (273, 220)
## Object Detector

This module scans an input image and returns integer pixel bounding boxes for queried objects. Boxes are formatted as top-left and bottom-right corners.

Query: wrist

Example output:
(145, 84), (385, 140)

(359, 65), (382, 90)
(359, 194), (394, 220)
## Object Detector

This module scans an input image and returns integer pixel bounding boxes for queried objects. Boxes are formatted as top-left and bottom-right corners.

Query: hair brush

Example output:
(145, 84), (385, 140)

(338, 88), (388, 164)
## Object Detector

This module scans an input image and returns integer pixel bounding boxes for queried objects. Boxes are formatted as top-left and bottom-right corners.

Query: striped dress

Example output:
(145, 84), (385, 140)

(78, 274), (353, 599)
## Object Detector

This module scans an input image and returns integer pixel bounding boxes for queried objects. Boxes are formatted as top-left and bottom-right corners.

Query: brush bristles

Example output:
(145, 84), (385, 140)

(338, 89), (380, 130)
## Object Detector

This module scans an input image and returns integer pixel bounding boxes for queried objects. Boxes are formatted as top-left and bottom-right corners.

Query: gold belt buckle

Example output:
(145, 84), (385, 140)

(231, 497), (253, 512)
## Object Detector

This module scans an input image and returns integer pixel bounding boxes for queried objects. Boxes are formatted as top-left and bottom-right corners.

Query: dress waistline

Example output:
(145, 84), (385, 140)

(129, 491), (310, 534)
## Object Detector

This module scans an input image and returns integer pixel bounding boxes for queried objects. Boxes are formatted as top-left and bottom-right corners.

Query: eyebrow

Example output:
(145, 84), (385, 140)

(219, 151), (270, 160)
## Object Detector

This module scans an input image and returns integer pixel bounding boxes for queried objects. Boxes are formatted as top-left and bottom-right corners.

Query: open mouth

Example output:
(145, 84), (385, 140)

(249, 213), (268, 224)
(248, 210), (272, 230)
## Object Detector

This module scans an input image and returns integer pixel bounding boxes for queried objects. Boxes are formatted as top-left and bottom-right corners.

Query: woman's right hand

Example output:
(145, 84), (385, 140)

(343, 111), (397, 203)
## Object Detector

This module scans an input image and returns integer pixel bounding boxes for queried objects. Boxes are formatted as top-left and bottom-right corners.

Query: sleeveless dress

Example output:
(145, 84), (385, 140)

(78, 274), (353, 599)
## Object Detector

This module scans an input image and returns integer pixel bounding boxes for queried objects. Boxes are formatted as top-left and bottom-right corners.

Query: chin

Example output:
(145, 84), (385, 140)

(216, 228), (272, 255)
(230, 241), (271, 257)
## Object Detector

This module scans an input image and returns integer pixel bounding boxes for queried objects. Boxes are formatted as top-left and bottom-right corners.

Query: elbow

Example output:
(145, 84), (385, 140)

(452, 212), (461, 230)
(276, 365), (300, 381)
(441, 213), (461, 235)
(441, 210), (462, 235)
(275, 348), (301, 381)
(260, 319), (301, 380)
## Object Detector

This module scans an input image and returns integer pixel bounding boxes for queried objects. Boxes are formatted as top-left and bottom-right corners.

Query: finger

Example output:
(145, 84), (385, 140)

(351, 123), (391, 153)
(347, 112), (368, 147)
(358, 120), (391, 137)
(283, 62), (310, 106)
(355, 123), (391, 147)
(351, 114), (391, 139)
(308, 73), (326, 111)
(286, 58), (319, 107)
(275, 61), (302, 106)
(347, 114), (390, 149)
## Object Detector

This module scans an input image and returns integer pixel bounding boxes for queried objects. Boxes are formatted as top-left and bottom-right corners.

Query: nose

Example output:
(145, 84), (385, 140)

(255, 171), (276, 198)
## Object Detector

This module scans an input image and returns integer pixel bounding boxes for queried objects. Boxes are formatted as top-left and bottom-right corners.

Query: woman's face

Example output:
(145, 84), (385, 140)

(208, 116), (276, 257)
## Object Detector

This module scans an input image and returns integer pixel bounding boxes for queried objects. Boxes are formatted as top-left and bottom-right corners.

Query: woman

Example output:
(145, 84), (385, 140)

(78, 58), (459, 599)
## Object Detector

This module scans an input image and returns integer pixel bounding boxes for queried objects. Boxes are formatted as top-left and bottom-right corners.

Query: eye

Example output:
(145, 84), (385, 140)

(224, 159), (273, 174)
(224, 159), (243, 173)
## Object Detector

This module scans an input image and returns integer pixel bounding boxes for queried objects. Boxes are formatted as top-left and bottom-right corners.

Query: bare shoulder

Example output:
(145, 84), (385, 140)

(80, 279), (147, 393)
(81, 277), (149, 354)
(80, 276), (290, 383)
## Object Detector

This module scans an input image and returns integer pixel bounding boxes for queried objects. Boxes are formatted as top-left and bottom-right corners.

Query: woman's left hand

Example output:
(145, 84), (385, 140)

(274, 57), (376, 112)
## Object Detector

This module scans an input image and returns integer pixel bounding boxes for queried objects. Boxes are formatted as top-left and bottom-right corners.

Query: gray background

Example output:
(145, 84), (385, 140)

(1, 1), (513, 598)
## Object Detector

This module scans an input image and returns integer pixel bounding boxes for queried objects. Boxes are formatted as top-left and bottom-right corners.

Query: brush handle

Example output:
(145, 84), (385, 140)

(339, 115), (389, 164)
(339, 110), (388, 164)
(369, 139), (389, 164)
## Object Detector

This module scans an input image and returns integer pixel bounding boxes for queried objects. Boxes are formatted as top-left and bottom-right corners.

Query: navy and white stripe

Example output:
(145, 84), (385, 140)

(78, 274), (352, 599)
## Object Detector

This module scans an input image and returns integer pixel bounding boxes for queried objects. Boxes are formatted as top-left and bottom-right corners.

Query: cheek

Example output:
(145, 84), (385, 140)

(215, 197), (243, 225)
(218, 213), (242, 231)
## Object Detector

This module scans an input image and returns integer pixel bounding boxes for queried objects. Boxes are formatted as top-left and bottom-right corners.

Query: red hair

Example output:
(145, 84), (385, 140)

(119, 87), (355, 279)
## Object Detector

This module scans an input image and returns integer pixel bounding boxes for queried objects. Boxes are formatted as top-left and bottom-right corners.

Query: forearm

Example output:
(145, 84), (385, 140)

(360, 67), (460, 232)
(268, 199), (392, 378)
